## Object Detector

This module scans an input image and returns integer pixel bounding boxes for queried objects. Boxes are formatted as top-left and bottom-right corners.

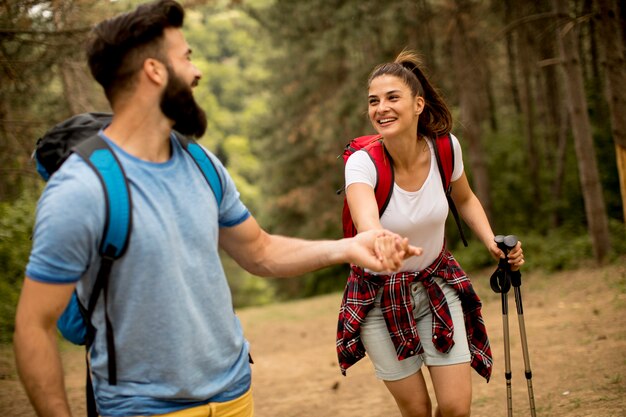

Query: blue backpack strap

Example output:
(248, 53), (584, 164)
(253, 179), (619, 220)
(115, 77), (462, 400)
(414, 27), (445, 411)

(175, 133), (224, 206)
(73, 135), (132, 259)
(72, 135), (132, 388)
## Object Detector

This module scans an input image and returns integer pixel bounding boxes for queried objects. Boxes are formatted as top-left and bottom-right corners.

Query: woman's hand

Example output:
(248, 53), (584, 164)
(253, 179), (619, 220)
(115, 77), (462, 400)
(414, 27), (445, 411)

(488, 239), (525, 271)
(506, 241), (525, 271)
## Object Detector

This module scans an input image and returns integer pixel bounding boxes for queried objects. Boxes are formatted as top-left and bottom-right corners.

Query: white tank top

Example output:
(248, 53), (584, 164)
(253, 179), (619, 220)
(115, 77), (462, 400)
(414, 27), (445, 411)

(345, 134), (464, 271)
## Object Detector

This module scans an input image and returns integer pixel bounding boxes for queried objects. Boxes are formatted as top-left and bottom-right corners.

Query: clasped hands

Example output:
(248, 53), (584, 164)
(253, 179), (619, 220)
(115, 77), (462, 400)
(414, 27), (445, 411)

(351, 229), (422, 273)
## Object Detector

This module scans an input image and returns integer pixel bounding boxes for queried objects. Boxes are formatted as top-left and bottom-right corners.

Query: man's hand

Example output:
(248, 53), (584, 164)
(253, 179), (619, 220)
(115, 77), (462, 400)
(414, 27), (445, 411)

(350, 229), (422, 272)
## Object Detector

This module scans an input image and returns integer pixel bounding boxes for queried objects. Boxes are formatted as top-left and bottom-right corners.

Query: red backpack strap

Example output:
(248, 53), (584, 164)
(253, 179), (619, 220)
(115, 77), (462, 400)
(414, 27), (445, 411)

(433, 134), (468, 247)
(364, 139), (394, 216)
(341, 135), (394, 238)
(434, 134), (454, 193)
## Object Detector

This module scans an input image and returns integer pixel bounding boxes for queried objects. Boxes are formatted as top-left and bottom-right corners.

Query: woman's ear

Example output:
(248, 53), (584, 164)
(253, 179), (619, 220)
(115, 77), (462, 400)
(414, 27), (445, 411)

(415, 96), (425, 115)
(143, 58), (167, 86)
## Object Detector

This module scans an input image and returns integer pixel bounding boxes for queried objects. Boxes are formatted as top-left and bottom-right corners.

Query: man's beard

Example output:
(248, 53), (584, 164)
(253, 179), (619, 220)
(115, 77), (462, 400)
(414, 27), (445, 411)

(160, 67), (207, 138)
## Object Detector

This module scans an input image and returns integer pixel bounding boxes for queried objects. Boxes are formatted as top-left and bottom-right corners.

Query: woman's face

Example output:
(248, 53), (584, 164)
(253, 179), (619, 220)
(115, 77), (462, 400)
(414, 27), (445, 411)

(367, 74), (424, 139)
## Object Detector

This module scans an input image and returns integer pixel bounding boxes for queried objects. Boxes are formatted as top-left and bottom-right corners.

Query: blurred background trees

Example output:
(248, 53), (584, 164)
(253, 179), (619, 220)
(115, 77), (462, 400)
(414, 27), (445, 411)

(1, 0), (624, 341)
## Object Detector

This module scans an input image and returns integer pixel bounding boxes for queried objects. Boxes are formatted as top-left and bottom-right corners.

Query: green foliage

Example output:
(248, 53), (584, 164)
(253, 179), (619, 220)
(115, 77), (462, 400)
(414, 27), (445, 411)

(448, 238), (495, 273)
(299, 265), (349, 298)
(475, 106), (605, 236)
(607, 219), (626, 258)
(184, 2), (279, 305)
(454, 218), (625, 275)
(185, 4), (272, 214)
(0, 191), (37, 343)
(507, 229), (592, 272)
(219, 253), (276, 308)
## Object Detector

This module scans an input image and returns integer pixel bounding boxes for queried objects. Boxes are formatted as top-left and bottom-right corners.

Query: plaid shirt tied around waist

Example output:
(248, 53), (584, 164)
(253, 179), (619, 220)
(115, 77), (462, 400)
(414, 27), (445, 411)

(336, 248), (493, 381)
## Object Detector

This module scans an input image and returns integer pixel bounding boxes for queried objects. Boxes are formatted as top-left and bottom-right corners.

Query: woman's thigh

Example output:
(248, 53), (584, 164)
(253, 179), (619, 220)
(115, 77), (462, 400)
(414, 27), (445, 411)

(414, 278), (472, 413)
(360, 299), (422, 381)
(429, 362), (472, 415)
(414, 278), (471, 367)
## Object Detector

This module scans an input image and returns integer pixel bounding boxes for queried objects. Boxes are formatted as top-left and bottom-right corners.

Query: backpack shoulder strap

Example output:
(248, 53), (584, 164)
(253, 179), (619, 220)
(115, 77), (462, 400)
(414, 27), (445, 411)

(433, 134), (454, 193)
(72, 134), (132, 387)
(73, 135), (132, 259)
(433, 134), (468, 247)
(341, 136), (394, 238)
(363, 139), (394, 216)
(175, 133), (224, 206)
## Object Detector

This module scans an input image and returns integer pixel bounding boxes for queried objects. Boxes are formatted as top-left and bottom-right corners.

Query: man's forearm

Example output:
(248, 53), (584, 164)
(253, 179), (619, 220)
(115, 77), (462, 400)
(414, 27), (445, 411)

(14, 325), (72, 417)
(244, 234), (350, 278)
(220, 217), (411, 277)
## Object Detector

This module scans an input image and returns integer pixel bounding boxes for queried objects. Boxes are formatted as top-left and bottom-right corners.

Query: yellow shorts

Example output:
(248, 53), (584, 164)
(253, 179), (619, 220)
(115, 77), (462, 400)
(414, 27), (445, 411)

(137, 388), (254, 417)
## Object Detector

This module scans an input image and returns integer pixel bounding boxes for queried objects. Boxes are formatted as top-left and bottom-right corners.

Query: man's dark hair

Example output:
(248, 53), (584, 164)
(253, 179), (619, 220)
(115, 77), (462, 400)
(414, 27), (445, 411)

(86, 0), (185, 103)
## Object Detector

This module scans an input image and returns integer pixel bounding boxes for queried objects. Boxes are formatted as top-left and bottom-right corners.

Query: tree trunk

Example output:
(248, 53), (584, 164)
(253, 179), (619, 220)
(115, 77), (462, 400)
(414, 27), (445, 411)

(517, 24), (543, 221)
(617, 145), (626, 224)
(59, 62), (94, 114)
(554, 0), (611, 262)
(52, 0), (94, 114)
(595, 0), (626, 225)
(448, 0), (493, 224)
(537, 20), (568, 228)
(503, 0), (522, 114)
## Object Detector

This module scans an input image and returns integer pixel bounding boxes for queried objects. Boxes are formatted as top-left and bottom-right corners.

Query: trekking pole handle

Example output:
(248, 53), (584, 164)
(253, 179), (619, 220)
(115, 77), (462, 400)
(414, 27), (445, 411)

(491, 234), (519, 293)
(491, 235), (509, 293)
(494, 235), (515, 271)
(495, 234), (518, 255)
(495, 235), (522, 287)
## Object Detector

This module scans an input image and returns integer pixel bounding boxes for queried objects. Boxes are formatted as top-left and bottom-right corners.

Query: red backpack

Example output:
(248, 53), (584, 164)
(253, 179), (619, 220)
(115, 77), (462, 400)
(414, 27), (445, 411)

(339, 134), (468, 246)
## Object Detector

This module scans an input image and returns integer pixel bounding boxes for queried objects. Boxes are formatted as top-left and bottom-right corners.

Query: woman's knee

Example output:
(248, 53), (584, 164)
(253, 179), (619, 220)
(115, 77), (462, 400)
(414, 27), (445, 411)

(435, 402), (471, 417)
(384, 373), (432, 417)
(395, 395), (432, 417)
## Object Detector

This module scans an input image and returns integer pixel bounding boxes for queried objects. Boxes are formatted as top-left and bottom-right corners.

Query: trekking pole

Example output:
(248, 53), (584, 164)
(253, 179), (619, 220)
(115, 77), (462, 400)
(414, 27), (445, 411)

(506, 237), (537, 417)
(492, 235), (537, 417)
(490, 235), (513, 417)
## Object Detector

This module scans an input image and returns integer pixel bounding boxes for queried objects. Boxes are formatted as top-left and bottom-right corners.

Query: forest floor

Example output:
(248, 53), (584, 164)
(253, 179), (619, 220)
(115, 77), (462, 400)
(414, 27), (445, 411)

(1, 259), (625, 417)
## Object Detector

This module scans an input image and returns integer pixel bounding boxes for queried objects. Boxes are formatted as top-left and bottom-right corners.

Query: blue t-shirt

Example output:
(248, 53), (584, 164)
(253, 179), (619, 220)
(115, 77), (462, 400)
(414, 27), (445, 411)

(26, 131), (252, 416)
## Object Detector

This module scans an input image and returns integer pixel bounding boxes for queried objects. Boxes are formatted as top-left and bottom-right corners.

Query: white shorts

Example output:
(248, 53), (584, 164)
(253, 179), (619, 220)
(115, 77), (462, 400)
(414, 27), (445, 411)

(360, 277), (471, 381)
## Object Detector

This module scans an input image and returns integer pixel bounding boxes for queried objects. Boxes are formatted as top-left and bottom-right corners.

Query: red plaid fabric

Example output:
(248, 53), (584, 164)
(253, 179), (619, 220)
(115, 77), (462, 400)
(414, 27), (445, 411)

(336, 247), (493, 381)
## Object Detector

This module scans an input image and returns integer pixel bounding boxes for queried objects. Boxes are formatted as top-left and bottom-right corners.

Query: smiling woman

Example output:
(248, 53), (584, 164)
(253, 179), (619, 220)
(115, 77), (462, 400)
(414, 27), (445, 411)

(336, 50), (526, 417)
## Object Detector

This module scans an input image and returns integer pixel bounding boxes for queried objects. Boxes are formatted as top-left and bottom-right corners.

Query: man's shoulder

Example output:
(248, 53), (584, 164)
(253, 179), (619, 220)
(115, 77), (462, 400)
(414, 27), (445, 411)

(27, 153), (107, 284)
(172, 136), (229, 175)
(41, 153), (105, 211)
(50, 153), (101, 183)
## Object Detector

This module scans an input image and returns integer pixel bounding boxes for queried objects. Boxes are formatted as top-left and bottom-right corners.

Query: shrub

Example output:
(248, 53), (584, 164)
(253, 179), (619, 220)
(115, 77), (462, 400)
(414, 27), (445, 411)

(0, 192), (37, 343)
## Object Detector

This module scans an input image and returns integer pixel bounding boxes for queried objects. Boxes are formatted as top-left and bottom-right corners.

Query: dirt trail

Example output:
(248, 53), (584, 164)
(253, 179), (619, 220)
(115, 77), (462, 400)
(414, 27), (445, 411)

(1, 260), (625, 416)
